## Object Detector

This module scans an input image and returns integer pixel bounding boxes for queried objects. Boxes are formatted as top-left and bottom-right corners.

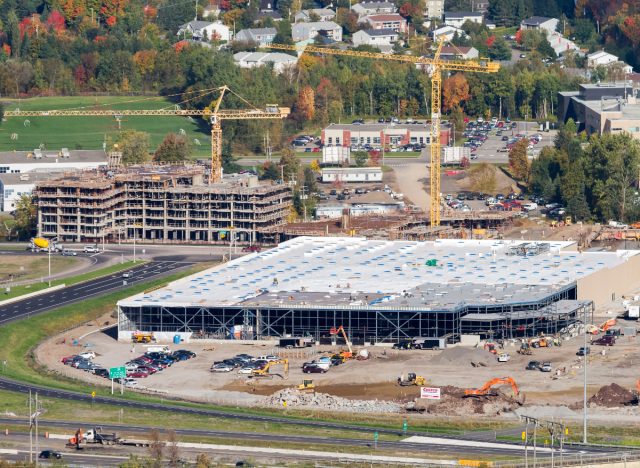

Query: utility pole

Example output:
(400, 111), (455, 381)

(583, 305), (589, 443)
(29, 390), (32, 464)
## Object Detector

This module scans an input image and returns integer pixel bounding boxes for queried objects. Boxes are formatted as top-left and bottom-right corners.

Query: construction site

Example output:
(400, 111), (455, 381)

(115, 236), (639, 343)
(35, 165), (293, 244)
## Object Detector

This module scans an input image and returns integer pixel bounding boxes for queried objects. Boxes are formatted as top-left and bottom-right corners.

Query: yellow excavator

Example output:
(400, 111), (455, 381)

(297, 380), (315, 393)
(251, 359), (289, 379)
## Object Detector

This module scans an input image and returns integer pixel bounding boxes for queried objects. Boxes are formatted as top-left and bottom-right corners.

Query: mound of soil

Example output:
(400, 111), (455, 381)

(410, 385), (521, 416)
(431, 347), (496, 368)
(587, 383), (636, 408)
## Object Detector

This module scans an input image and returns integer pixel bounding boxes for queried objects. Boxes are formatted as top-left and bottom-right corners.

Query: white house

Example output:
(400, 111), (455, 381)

(352, 28), (398, 50)
(443, 11), (483, 28)
(202, 0), (221, 18)
(294, 8), (336, 23)
(234, 27), (277, 46)
(424, 0), (444, 19)
(321, 167), (383, 183)
(430, 25), (468, 42)
(359, 14), (408, 34)
(292, 21), (342, 42)
(520, 16), (558, 35)
(351, 1), (395, 17)
(177, 20), (231, 42)
(587, 50), (619, 68)
(233, 52), (298, 73)
(439, 45), (479, 60)
(547, 32), (580, 56)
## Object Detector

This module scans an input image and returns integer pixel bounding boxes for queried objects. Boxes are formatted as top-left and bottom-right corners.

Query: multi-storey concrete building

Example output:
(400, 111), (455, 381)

(35, 166), (292, 244)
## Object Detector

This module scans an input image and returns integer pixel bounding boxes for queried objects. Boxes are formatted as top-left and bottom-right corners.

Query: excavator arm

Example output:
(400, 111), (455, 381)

(465, 377), (519, 396)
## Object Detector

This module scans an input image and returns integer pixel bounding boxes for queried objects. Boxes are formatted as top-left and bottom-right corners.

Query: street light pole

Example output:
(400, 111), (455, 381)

(47, 248), (51, 287)
(583, 305), (588, 443)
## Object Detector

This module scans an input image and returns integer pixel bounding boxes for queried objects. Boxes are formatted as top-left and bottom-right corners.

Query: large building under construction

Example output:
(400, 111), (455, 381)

(35, 166), (292, 244)
(116, 237), (640, 344)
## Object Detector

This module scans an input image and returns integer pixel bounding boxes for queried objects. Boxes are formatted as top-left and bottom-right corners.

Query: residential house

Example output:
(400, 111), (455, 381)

(520, 16), (558, 34)
(439, 45), (479, 60)
(443, 11), (483, 28)
(547, 32), (580, 57)
(233, 52), (298, 73)
(359, 14), (408, 34)
(352, 29), (398, 53)
(471, 0), (489, 13)
(294, 8), (336, 22)
(258, 0), (283, 21)
(202, 0), (221, 18)
(292, 21), (342, 42)
(351, 1), (395, 17)
(430, 25), (467, 42)
(586, 51), (633, 75)
(234, 27), (277, 47)
(424, 0), (444, 19)
(177, 20), (231, 41)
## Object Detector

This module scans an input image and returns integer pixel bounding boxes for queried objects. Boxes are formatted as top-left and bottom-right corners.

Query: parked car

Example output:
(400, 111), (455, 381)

(116, 377), (138, 387)
(61, 355), (79, 365)
(61, 249), (77, 256)
(540, 362), (552, 372)
(577, 346), (590, 356)
(211, 364), (233, 372)
(173, 350), (196, 359)
(526, 360), (541, 371)
(303, 364), (327, 374)
(93, 368), (109, 378)
(136, 365), (158, 375)
(242, 246), (261, 253)
(78, 351), (96, 360)
(497, 353), (511, 362)
(74, 360), (97, 371)
(238, 367), (255, 374)
(127, 369), (150, 378)
(122, 272), (131, 278)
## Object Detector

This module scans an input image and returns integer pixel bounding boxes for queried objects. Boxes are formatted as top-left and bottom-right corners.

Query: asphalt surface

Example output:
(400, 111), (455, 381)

(0, 260), (193, 326)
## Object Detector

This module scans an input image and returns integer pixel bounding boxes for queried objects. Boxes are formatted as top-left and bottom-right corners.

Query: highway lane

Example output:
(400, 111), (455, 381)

(0, 260), (193, 326)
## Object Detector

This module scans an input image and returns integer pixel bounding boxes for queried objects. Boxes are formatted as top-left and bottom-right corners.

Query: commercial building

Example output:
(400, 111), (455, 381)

(320, 167), (383, 183)
(321, 122), (452, 148)
(0, 149), (109, 174)
(117, 237), (640, 343)
(0, 172), (58, 212)
(558, 82), (640, 138)
(35, 165), (292, 244)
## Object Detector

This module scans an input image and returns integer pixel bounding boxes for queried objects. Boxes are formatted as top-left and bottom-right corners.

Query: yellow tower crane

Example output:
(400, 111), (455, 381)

(4, 86), (290, 183)
(268, 42), (499, 226)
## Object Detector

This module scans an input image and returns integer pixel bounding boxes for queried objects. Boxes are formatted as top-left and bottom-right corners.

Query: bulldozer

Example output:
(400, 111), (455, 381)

(517, 342), (532, 355)
(296, 380), (315, 393)
(397, 373), (426, 387)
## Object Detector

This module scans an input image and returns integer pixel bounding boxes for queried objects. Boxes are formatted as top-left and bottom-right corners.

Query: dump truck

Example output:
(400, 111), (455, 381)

(69, 427), (150, 448)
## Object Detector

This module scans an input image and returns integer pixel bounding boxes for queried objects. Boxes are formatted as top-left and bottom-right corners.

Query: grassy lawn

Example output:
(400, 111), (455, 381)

(0, 255), (79, 283)
(0, 260), (139, 301)
(2, 96), (210, 157)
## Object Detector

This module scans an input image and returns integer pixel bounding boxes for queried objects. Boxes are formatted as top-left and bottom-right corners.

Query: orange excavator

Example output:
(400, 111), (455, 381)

(465, 377), (520, 397)
(587, 318), (617, 335)
(330, 326), (353, 359)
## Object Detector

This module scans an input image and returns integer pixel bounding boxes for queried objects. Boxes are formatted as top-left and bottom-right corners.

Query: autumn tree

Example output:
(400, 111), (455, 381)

(442, 74), (470, 112)
(154, 133), (190, 162)
(469, 163), (497, 193)
(508, 138), (530, 182)
(13, 194), (37, 240)
(115, 130), (150, 165)
(294, 86), (315, 123)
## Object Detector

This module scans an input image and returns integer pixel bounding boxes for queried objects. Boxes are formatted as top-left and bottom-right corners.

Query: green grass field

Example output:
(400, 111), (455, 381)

(1, 96), (210, 157)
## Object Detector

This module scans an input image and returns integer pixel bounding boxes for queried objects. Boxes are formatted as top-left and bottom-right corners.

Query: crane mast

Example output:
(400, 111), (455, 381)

(267, 42), (499, 227)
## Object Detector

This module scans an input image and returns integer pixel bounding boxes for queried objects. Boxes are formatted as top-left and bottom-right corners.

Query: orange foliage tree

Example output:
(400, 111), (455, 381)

(442, 74), (470, 112)
(294, 86), (315, 122)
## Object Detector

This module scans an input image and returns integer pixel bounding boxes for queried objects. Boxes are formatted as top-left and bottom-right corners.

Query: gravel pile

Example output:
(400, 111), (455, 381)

(430, 347), (496, 368)
(262, 388), (402, 413)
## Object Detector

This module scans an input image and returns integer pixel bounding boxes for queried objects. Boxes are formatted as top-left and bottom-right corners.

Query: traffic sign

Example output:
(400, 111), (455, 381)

(109, 366), (126, 379)
(91, 391), (96, 398)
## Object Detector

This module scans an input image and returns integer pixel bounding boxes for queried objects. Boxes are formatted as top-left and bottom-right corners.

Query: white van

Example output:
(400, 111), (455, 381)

(145, 345), (171, 354)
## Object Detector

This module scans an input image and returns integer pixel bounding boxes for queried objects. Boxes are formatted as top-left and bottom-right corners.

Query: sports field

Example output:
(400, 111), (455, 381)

(1, 96), (211, 157)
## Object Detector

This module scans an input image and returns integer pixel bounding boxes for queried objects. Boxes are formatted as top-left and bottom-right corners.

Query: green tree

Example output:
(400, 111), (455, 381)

(573, 18), (597, 43)
(561, 159), (590, 220)
(222, 141), (241, 174)
(508, 139), (530, 181)
(13, 194), (37, 241)
(115, 130), (150, 165)
(279, 148), (301, 182)
(261, 161), (281, 180)
(354, 151), (369, 167)
(154, 133), (190, 162)
(6, 10), (21, 58)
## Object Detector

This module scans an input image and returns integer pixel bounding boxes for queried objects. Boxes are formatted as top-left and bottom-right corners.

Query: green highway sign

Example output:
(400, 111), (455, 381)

(109, 366), (126, 379)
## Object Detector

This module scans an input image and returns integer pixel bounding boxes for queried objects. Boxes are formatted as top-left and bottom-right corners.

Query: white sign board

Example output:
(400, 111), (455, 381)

(322, 146), (350, 164)
(420, 387), (441, 399)
(441, 146), (470, 164)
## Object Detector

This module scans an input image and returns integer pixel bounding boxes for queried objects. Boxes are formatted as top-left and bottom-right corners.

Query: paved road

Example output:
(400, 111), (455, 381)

(0, 260), (193, 326)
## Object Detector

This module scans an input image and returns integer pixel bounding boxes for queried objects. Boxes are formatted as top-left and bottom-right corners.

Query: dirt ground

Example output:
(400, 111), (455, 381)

(36, 312), (640, 421)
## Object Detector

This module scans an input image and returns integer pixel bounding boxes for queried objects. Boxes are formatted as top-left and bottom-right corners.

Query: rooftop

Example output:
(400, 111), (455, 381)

(522, 16), (554, 26)
(0, 172), (60, 186)
(362, 28), (398, 36)
(0, 150), (108, 165)
(364, 13), (405, 21)
(118, 237), (639, 311)
(444, 11), (483, 18)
